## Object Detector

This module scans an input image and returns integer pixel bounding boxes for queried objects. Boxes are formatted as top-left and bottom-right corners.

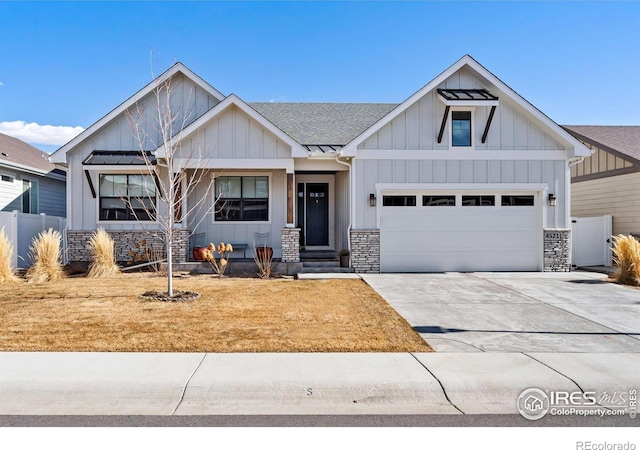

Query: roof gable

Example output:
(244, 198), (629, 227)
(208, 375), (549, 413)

(156, 94), (308, 159)
(50, 62), (225, 164)
(341, 55), (591, 158)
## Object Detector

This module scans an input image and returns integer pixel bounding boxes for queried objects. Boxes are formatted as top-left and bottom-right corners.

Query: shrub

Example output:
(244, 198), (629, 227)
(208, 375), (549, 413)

(0, 227), (19, 284)
(87, 228), (120, 278)
(203, 242), (233, 278)
(26, 228), (64, 283)
(612, 234), (640, 286)
(254, 244), (274, 279)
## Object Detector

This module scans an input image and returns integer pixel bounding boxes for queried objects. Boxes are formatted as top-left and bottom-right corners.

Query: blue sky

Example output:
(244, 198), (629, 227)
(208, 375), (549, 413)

(0, 1), (638, 153)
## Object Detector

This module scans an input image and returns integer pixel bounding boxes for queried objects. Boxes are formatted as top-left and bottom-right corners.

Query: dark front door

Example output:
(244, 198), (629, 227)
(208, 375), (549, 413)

(305, 183), (329, 246)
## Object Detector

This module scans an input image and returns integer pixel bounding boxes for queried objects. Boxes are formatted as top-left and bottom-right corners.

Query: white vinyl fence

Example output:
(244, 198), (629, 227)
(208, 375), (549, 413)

(0, 210), (67, 269)
(571, 215), (613, 268)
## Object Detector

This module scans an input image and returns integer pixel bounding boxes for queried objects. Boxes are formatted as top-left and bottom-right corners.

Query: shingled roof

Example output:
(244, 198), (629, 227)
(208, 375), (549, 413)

(250, 102), (398, 148)
(0, 132), (65, 177)
(563, 125), (640, 162)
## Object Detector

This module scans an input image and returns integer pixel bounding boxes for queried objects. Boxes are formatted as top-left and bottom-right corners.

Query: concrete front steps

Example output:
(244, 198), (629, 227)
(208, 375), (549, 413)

(300, 250), (354, 274)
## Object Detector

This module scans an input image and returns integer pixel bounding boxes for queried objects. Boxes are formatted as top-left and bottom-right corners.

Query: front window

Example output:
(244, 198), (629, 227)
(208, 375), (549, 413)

(99, 174), (156, 221)
(451, 111), (472, 147)
(215, 176), (269, 221)
(22, 179), (39, 214)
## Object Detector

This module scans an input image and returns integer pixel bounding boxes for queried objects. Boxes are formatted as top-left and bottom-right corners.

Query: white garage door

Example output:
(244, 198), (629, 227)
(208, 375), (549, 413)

(380, 192), (541, 272)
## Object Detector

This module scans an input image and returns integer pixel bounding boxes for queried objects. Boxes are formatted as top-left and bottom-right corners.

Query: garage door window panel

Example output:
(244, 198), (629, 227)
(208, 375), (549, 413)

(423, 195), (456, 206)
(382, 195), (417, 207)
(501, 195), (535, 206)
(462, 195), (495, 206)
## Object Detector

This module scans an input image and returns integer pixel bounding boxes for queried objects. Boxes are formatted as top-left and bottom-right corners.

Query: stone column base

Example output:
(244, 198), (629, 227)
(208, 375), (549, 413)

(281, 228), (300, 263)
(350, 229), (380, 273)
(543, 229), (571, 272)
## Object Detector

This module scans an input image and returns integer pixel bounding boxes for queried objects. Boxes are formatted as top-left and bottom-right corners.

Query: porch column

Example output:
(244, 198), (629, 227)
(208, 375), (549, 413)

(286, 172), (295, 227)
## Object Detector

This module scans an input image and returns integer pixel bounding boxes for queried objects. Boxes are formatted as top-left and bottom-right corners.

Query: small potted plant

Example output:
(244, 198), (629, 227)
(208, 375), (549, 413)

(339, 249), (350, 268)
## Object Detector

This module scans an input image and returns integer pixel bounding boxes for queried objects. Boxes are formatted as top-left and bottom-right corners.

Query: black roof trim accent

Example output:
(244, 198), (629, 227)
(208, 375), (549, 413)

(437, 88), (499, 101)
(82, 151), (156, 166)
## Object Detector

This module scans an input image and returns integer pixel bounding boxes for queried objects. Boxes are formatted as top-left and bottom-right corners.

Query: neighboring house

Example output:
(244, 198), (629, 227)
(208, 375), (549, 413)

(564, 125), (640, 237)
(0, 132), (66, 217)
(50, 55), (590, 273)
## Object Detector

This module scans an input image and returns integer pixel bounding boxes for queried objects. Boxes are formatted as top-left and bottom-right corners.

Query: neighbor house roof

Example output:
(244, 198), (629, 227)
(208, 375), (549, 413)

(250, 102), (398, 148)
(0, 132), (65, 178)
(562, 126), (640, 162)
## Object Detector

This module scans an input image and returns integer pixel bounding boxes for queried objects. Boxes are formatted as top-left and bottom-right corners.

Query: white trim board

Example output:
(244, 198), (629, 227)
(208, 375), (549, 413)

(375, 183), (549, 192)
(358, 150), (569, 160)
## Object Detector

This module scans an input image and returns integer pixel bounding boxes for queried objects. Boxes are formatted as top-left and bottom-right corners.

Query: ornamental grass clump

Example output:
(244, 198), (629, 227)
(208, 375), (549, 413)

(87, 228), (120, 278)
(612, 234), (640, 286)
(0, 227), (19, 284)
(25, 228), (65, 283)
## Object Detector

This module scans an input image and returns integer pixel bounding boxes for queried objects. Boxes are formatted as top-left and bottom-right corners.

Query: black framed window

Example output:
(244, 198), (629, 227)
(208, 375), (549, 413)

(215, 176), (269, 221)
(382, 195), (416, 206)
(99, 174), (156, 221)
(462, 195), (495, 206)
(452, 111), (472, 147)
(423, 195), (456, 206)
(502, 195), (535, 206)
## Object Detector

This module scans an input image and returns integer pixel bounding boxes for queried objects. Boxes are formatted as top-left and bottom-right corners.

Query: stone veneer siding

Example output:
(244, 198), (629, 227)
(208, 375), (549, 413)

(66, 229), (190, 263)
(543, 228), (571, 272)
(350, 229), (380, 273)
(280, 228), (300, 263)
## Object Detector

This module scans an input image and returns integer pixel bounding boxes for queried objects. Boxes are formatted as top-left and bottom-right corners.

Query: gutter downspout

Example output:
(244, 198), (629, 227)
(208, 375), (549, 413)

(566, 156), (586, 227)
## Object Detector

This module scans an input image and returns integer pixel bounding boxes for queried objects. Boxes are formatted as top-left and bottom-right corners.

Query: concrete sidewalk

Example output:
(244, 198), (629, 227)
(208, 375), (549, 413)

(1, 352), (638, 416)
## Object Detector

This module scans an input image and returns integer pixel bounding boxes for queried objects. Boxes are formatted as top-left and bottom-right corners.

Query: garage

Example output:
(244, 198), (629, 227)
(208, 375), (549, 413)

(379, 191), (541, 272)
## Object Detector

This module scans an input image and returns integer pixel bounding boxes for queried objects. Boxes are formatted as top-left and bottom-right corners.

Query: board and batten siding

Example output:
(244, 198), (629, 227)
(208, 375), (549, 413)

(354, 158), (567, 230)
(179, 105), (291, 160)
(571, 172), (640, 236)
(66, 74), (221, 231)
(189, 170), (287, 259)
(334, 171), (350, 252)
(183, 104), (296, 258)
(359, 68), (566, 152)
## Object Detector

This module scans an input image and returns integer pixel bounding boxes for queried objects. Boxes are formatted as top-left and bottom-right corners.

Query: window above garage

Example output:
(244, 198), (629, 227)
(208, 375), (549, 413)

(436, 88), (499, 147)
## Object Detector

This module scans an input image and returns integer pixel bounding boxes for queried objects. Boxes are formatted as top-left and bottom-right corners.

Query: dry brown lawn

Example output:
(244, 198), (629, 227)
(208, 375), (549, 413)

(0, 273), (431, 353)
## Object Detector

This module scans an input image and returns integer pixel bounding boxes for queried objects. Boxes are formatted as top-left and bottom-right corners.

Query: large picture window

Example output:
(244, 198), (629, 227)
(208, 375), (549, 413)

(215, 176), (269, 222)
(99, 174), (156, 221)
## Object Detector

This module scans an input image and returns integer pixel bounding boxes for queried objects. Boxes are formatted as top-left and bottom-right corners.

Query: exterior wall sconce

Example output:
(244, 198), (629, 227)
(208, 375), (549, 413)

(369, 193), (377, 207)
(548, 193), (557, 207)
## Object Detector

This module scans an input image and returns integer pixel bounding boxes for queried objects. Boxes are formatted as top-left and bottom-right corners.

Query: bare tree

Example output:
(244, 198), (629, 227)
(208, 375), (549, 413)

(125, 67), (218, 297)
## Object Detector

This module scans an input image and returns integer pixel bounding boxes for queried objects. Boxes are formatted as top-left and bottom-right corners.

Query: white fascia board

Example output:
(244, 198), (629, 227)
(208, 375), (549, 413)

(156, 94), (307, 159)
(357, 149), (569, 161)
(341, 54), (591, 158)
(375, 182), (549, 192)
(83, 165), (154, 172)
(49, 62), (226, 165)
(438, 98), (499, 107)
(177, 158), (294, 172)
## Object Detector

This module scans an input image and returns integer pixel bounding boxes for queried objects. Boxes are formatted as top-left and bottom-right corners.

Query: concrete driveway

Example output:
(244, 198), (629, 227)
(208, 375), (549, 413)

(361, 272), (640, 353)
